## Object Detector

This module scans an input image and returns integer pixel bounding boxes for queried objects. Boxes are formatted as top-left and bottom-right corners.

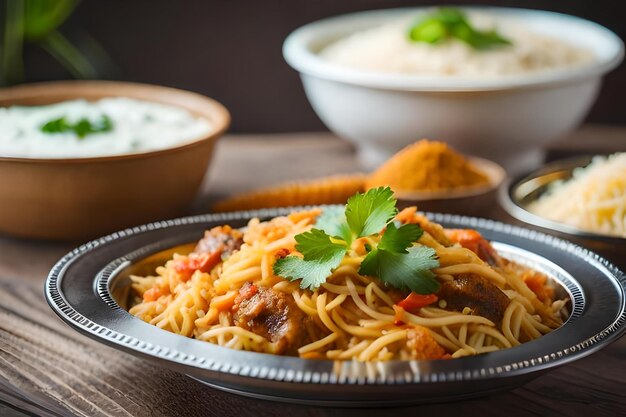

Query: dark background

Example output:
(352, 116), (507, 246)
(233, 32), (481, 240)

(21, 0), (626, 132)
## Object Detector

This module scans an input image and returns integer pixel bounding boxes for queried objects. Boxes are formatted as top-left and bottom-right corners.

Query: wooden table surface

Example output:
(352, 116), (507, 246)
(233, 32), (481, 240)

(1, 130), (625, 417)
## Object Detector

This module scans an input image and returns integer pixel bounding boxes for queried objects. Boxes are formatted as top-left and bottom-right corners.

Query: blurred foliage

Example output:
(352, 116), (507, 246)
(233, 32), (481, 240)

(1, 0), (108, 86)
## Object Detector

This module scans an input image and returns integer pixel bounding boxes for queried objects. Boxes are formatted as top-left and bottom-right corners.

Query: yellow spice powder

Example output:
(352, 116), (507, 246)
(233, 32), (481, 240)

(366, 140), (489, 192)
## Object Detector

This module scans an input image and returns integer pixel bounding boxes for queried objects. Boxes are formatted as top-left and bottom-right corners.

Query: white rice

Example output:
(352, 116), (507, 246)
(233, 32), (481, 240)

(319, 13), (594, 77)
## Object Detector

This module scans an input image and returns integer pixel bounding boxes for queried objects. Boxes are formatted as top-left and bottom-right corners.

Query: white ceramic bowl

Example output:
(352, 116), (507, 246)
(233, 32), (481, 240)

(283, 7), (624, 172)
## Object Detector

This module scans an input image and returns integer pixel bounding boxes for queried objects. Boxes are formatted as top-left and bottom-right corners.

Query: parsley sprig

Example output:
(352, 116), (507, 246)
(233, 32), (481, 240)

(408, 8), (512, 50)
(273, 187), (440, 294)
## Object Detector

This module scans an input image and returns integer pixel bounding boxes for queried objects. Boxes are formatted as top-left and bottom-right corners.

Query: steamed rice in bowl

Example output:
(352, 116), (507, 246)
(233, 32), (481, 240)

(284, 7), (622, 170)
(319, 10), (594, 77)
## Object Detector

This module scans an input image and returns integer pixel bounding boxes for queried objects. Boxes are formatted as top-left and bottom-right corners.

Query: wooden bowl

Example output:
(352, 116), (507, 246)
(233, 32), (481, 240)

(0, 81), (230, 240)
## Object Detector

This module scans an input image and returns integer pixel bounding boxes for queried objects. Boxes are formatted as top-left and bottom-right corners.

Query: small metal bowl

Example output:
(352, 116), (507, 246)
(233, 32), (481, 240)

(500, 156), (625, 270)
(499, 156), (625, 244)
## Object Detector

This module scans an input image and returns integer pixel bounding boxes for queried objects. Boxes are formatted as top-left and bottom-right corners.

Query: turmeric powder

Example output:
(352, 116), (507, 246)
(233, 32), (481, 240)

(366, 139), (489, 193)
(213, 140), (491, 212)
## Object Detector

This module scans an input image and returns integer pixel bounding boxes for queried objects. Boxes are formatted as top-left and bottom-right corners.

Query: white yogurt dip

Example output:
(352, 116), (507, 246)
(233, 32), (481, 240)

(0, 97), (213, 158)
(320, 12), (594, 77)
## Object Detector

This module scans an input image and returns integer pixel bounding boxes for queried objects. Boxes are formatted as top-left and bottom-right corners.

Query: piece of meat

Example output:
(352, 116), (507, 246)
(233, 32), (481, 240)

(406, 326), (447, 360)
(233, 282), (311, 355)
(445, 229), (502, 266)
(437, 274), (510, 323)
(194, 225), (243, 259)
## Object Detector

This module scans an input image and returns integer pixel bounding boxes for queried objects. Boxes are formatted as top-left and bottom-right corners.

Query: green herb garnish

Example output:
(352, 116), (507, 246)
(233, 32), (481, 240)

(41, 115), (113, 139)
(314, 205), (353, 245)
(272, 229), (347, 291)
(408, 8), (511, 50)
(273, 187), (440, 294)
(359, 223), (440, 294)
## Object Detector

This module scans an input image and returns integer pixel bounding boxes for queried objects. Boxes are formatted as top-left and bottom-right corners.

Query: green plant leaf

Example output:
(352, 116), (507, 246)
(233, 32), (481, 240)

(39, 29), (97, 78)
(23, 0), (80, 40)
(2, 0), (25, 85)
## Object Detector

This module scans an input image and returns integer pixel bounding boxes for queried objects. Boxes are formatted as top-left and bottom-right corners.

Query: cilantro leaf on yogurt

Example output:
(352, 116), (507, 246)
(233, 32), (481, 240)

(41, 115), (113, 139)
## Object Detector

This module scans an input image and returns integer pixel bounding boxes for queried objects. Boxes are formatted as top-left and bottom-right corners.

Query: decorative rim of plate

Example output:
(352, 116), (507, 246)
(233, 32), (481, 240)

(45, 208), (626, 385)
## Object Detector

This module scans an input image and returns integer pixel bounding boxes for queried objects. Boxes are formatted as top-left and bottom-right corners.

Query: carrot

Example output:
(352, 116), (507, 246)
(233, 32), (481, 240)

(397, 292), (438, 313)
(300, 352), (324, 360)
(407, 325), (447, 360)
(524, 273), (554, 303)
(446, 228), (482, 244)
(143, 287), (162, 302)
(396, 207), (419, 224)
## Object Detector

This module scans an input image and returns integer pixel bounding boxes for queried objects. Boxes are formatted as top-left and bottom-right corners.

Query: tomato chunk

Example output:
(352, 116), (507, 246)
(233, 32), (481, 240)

(173, 250), (223, 281)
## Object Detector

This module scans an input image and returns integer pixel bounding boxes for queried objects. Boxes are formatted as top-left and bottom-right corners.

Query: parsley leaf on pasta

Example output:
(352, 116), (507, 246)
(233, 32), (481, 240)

(275, 187), (439, 292)
(273, 228), (346, 290)
(360, 245), (440, 294)
(315, 205), (353, 245)
(378, 222), (423, 253)
(345, 186), (397, 238)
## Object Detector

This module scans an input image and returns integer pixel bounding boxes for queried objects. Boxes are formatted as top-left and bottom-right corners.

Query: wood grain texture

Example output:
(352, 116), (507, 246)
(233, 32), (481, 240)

(1, 131), (625, 417)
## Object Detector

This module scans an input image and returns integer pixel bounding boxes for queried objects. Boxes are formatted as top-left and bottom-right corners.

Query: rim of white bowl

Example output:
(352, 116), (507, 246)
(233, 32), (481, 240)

(283, 6), (624, 92)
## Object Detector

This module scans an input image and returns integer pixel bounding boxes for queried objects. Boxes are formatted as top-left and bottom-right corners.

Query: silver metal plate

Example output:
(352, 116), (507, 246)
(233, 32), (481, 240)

(45, 208), (626, 406)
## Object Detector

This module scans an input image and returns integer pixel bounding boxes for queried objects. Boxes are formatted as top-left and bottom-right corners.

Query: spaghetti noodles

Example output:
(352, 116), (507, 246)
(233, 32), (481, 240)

(129, 207), (567, 361)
